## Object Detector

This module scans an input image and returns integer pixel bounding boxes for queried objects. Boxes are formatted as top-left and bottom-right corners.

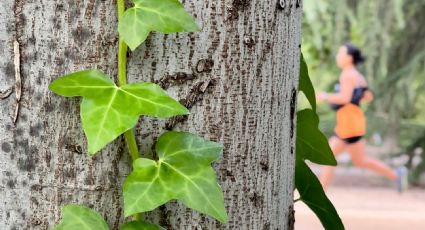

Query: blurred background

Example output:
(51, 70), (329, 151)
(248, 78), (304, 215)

(296, 0), (425, 229)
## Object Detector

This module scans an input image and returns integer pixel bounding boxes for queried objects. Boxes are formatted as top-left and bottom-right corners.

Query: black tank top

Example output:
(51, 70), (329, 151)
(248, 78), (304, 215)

(330, 83), (369, 111)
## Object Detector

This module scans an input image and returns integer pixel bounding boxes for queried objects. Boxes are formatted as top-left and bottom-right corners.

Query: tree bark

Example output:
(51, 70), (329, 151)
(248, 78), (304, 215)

(0, 0), (302, 229)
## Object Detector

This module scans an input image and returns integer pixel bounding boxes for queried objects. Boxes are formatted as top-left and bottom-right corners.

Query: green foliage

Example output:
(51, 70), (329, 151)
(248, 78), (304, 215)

(295, 158), (344, 230)
(119, 0), (200, 50)
(49, 0), (227, 228)
(297, 109), (336, 166)
(295, 53), (344, 229)
(124, 131), (228, 223)
(299, 53), (316, 112)
(49, 69), (188, 154)
(55, 206), (166, 230)
(53, 205), (109, 230)
(295, 110), (343, 229)
(120, 221), (165, 230)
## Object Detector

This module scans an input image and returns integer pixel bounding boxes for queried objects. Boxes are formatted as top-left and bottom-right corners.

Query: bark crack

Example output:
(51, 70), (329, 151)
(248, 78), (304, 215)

(287, 204), (295, 230)
(165, 79), (218, 130)
(13, 0), (24, 125)
(30, 184), (116, 192)
(13, 41), (22, 124)
(156, 72), (197, 89)
(0, 87), (13, 99)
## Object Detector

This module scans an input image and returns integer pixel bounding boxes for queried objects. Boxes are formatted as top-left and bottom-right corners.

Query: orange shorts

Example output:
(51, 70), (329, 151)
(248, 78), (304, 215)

(334, 103), (366, 139)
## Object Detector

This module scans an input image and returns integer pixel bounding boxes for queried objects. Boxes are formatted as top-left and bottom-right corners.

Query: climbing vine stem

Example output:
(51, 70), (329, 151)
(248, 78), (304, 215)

(117, 0), (141, 221)
(117, 0), (127, 86)
(124, 130), (140, 162)
(117, 0), (140, 163)
(50, 0), (228, 228)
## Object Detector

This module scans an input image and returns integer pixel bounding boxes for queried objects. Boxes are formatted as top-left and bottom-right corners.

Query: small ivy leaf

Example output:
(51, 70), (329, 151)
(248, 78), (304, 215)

(119, 0), (201, 51)
(120, 220), (165, 230)
(123, 131), (228, 223)
(296, 109), (337, 166)
(299, 53), (317, 111)
(295, 157), (345, 230)
(49, 70), (188, 155)
(53, 205), (109, 230)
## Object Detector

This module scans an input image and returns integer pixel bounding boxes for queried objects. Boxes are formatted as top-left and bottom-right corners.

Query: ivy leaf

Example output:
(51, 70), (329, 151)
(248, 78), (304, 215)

(296, 109), (336, 166)
(295, 157), (345, 230)
(119, 0), (200, 51)
(49, 70), (188, 155)
(123, 131), (228, 223)
(299, 53), (317, 111)
(120, 221), (165, 230)
(53, 205), (109, 230)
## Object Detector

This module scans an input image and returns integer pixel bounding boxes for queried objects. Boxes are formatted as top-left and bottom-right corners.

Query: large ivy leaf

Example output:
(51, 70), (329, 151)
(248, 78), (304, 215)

(119, 0), (200, 50)
(295, 157), (344, 230)
(296, 109), (336, 166)
(296, 56), (343, 229)
(49, 70), (188, 154)
(123, 131), (228, 223)
(299, 53), (317, 111)
(53, 205), (109, 230)
(120, 221), (165, 230)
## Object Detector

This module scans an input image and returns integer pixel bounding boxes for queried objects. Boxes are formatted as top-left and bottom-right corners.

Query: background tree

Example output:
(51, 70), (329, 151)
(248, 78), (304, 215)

(0, 0), (302, 229)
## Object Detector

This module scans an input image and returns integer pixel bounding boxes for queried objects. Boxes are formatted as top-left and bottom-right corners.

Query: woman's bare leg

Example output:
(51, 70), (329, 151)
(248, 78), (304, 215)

(320, 136), (347, 188)
(347, 140), (397, 180)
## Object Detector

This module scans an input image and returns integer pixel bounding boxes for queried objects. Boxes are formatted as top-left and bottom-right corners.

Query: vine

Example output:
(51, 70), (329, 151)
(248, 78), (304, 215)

(50, 0), (227, 229)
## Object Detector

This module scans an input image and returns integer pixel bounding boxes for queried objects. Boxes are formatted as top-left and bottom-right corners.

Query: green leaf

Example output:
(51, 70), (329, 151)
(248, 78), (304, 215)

(299, 53), (317, 111)
(120, 221), (165, 230)
(53, 205), (109, 230)
(295, 157), (345, 230)
(123, 131), (228, 223)
(49, 70), (188, 155)
(119, 0), (200, 50)
(296, 109), (337, 166)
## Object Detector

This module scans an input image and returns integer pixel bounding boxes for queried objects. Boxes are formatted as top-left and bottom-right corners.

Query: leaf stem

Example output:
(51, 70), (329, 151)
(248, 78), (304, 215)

(117, 0), (143, 221)
(124, 129), (140, 162)
(134, 213), (144, 221)
(117, 0), (139, 161)
(117, 0), (127, 86)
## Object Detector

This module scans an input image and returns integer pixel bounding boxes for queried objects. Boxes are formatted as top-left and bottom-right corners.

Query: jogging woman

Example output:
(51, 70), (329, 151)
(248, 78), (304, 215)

(317, 43), (407, 192)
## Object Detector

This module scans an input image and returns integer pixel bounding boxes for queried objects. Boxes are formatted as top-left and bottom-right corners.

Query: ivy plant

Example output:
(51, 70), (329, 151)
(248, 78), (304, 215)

(50, 0), (227, 229)
(49, 70), (188, 154)
(53, 205), (109, 230)
(118, 0), (200, 51)
(124, 132), (227, 222)
(296, 54), (345, 229)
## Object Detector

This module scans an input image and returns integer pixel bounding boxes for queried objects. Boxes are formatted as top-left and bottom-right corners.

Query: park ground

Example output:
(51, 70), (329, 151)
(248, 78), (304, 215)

(295, 165), (425, 230)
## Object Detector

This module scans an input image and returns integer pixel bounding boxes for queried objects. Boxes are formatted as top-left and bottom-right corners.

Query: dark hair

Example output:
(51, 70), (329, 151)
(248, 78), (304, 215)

(344, 43), (365, 65)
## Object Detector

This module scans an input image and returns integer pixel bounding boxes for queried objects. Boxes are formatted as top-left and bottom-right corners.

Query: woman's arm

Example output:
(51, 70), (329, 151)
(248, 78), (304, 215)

(361, 90), (374, 103)
(317, 73), (356, 104)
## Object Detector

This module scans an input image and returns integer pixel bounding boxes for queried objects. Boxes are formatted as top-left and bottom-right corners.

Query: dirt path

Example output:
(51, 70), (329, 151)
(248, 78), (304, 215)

(295, 186), (425, 230)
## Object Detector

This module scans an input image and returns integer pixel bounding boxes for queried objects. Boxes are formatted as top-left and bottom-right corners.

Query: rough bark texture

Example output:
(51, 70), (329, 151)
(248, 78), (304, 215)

(0, 0), (301, 229)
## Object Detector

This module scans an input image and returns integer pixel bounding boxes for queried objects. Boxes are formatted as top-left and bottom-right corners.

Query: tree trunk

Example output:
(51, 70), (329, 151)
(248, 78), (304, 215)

(0, 0), (302, 229)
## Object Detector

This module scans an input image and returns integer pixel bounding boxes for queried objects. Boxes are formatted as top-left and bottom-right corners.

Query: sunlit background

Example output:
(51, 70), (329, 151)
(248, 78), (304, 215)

(296, 0), (425, 229)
